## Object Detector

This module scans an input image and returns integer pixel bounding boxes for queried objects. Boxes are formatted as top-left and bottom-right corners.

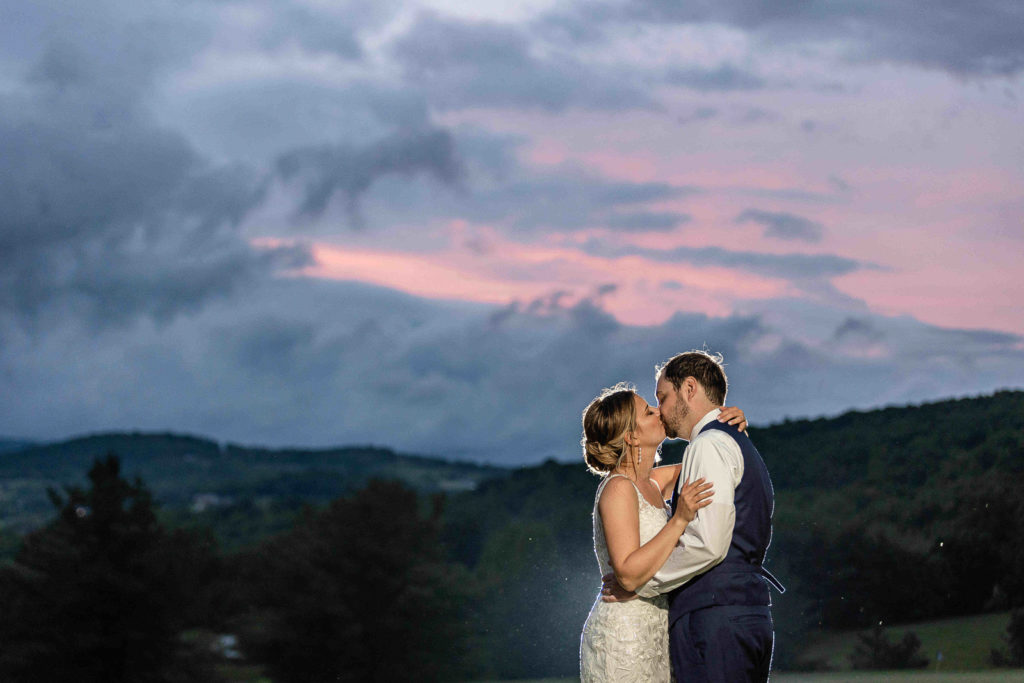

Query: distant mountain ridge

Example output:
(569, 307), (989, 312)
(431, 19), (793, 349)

(0, 431), (508, 535)
(3, 390), (1021, 540)
(0, 439), (35, 454)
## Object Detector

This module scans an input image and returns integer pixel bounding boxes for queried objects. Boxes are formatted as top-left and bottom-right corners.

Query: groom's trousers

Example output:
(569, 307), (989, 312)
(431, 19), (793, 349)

(669, 605), (773, 683)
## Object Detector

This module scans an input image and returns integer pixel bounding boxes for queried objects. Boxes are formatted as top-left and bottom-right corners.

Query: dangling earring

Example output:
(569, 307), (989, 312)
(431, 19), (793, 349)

(637, 445), (642, 466)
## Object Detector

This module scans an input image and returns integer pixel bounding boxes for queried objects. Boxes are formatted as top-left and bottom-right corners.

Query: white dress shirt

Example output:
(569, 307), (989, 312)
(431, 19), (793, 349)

(636, 408), (745, 598)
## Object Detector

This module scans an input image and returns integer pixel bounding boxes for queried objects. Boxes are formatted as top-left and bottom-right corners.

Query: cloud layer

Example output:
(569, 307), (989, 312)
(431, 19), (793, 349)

(0, 0), (1021, 463)
(3, 278), (1021, 464)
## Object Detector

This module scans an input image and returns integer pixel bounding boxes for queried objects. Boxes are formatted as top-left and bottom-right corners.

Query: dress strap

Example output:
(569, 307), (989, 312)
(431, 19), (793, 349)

(596, 473), (646, 505)
(600, 472), (638, 491)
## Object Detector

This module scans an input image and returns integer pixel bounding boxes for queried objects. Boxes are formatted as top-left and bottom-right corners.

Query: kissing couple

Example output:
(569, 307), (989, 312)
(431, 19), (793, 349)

(579, 350), (784, 683)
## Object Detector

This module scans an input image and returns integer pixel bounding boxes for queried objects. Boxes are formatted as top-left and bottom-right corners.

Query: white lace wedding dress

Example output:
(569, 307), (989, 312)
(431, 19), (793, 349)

(579, 474), (673, 682)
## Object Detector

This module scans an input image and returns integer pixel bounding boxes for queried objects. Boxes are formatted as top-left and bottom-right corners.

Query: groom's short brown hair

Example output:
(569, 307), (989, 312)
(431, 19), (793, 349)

(657, 350), (728, 405)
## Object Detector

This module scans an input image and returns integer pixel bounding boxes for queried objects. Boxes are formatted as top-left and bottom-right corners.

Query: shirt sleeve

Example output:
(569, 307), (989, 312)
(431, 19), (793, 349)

(635, 431), (744, 598)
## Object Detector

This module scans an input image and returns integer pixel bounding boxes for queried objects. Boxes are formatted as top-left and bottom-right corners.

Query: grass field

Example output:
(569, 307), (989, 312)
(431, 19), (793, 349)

(477, 612), (1022, 682)
(797, 611), (1013, 671)
(476, 675), (1024, 682)
(219, 612), (1021, 682)
(773, 673), (1024, 682)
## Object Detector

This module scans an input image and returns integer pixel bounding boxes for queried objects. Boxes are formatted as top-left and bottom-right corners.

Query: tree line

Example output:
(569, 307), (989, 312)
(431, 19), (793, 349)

(1, 390), (1022, 679)
(0, 455), (477, 681)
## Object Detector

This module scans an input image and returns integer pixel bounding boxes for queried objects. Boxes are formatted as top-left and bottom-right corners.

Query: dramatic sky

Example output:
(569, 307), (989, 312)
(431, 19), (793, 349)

(2, 0), (1022, 464)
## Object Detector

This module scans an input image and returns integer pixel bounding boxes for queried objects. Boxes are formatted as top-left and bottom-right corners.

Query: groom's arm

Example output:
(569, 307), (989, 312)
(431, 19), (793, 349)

(634, 432), (743, 598)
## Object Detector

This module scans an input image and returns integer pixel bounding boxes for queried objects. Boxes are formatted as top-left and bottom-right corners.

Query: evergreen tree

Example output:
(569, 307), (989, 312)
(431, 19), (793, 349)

(849, 625), (929, 670)
(991, 609), (1024, 667)
(0, 454), (220, 682)
(233, 479), (477, 683)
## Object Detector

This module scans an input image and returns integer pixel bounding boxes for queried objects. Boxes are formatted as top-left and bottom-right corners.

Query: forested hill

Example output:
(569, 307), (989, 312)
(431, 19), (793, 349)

(445, 390), (1024, 570)
(1, 392), (1021, 677)
(2, 390), (1021, 538)
(0, 432), (507, 534)
(749, 389), (1024, 490)
(0, 439), (34, 454)
(656, 389), (1024, 490)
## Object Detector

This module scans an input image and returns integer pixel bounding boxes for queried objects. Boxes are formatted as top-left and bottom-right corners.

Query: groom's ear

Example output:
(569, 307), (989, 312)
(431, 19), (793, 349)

(686, 376), (708, 403)
(682, 376), (698, 400)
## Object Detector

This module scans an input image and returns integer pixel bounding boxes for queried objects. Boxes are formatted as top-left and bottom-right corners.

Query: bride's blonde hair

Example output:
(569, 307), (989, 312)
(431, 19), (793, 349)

(581, 382), (637, 476)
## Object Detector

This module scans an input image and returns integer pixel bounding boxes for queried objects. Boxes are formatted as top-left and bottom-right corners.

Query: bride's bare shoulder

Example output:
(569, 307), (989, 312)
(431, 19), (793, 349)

(597, 475), (638, 507)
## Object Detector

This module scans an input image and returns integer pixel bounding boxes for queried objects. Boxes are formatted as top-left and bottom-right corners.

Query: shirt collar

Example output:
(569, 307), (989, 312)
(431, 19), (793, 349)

(689, 407), (722, 442)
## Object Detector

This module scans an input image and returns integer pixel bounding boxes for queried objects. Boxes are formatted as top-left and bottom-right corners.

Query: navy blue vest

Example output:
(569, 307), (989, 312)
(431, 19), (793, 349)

(668, 418), (783, 621)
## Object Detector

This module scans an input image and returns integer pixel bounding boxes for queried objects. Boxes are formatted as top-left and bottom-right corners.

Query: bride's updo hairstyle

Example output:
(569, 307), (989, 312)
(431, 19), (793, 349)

(581, 382), (638, 476)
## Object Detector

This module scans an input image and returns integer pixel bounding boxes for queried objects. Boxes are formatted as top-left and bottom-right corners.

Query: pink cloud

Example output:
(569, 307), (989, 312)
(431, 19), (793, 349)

(252, 232), (789, 326)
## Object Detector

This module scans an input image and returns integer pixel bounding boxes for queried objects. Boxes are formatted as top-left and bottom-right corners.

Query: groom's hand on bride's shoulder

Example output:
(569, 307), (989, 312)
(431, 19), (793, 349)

(718, 405), (749, 433)
(601, 572), (638, 603)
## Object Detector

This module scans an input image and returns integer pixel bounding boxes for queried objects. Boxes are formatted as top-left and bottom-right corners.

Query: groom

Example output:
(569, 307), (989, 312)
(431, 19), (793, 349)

(603, 350), (784, 682)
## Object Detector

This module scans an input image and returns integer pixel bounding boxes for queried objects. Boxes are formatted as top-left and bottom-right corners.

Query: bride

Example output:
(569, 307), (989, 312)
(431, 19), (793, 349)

(578, 383), (746, 682)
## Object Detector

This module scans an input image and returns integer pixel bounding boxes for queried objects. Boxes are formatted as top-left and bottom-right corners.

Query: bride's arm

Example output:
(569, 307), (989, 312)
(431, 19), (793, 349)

(599, 477), (712, 592)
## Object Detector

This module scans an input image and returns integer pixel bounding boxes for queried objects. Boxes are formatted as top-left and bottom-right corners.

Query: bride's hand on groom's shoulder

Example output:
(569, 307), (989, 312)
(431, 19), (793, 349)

(600, 572), (638, 603)
(718, 405), (748, 433)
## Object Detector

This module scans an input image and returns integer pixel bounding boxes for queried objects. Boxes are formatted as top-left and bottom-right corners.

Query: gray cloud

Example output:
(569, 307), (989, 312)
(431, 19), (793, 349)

(606, 212), (691, 231)
(2, 277), (1021, 464)
(728, 186), (840, 204)
(276, 128), (464, 222)
(734, 107), (780, 125)
(588, 0), (1024, 77)
(484, 174), (696, 231)
(581, 240), (876, 282)
(1, 0), (1019, 465)
(828, 175), (852, 192)
(391, 12), (658, 112)
(351, 142), (701, 233)
(164, 79), (436, 165)
(0, 90), (310, 332)
(829, 317), (887, 357)
(666, 63), (765, 91)
(0, 2), (324, 332)
(249, 3), (363, 59)
(677, 107), (720, 124)
(736, 209), (825, 242)
(833, 317), (883, 343)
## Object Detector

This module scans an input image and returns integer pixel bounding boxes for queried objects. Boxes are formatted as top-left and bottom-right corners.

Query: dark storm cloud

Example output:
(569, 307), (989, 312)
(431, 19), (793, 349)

(0, 2), (317, 332)
(736, 209), (825, 242)
(275, 128), (464, 221)
(581, 240), (876, 282)
(0, 93), (312, 331)
(390, 12), (658, 112)
(583, 0), (1024, 77)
